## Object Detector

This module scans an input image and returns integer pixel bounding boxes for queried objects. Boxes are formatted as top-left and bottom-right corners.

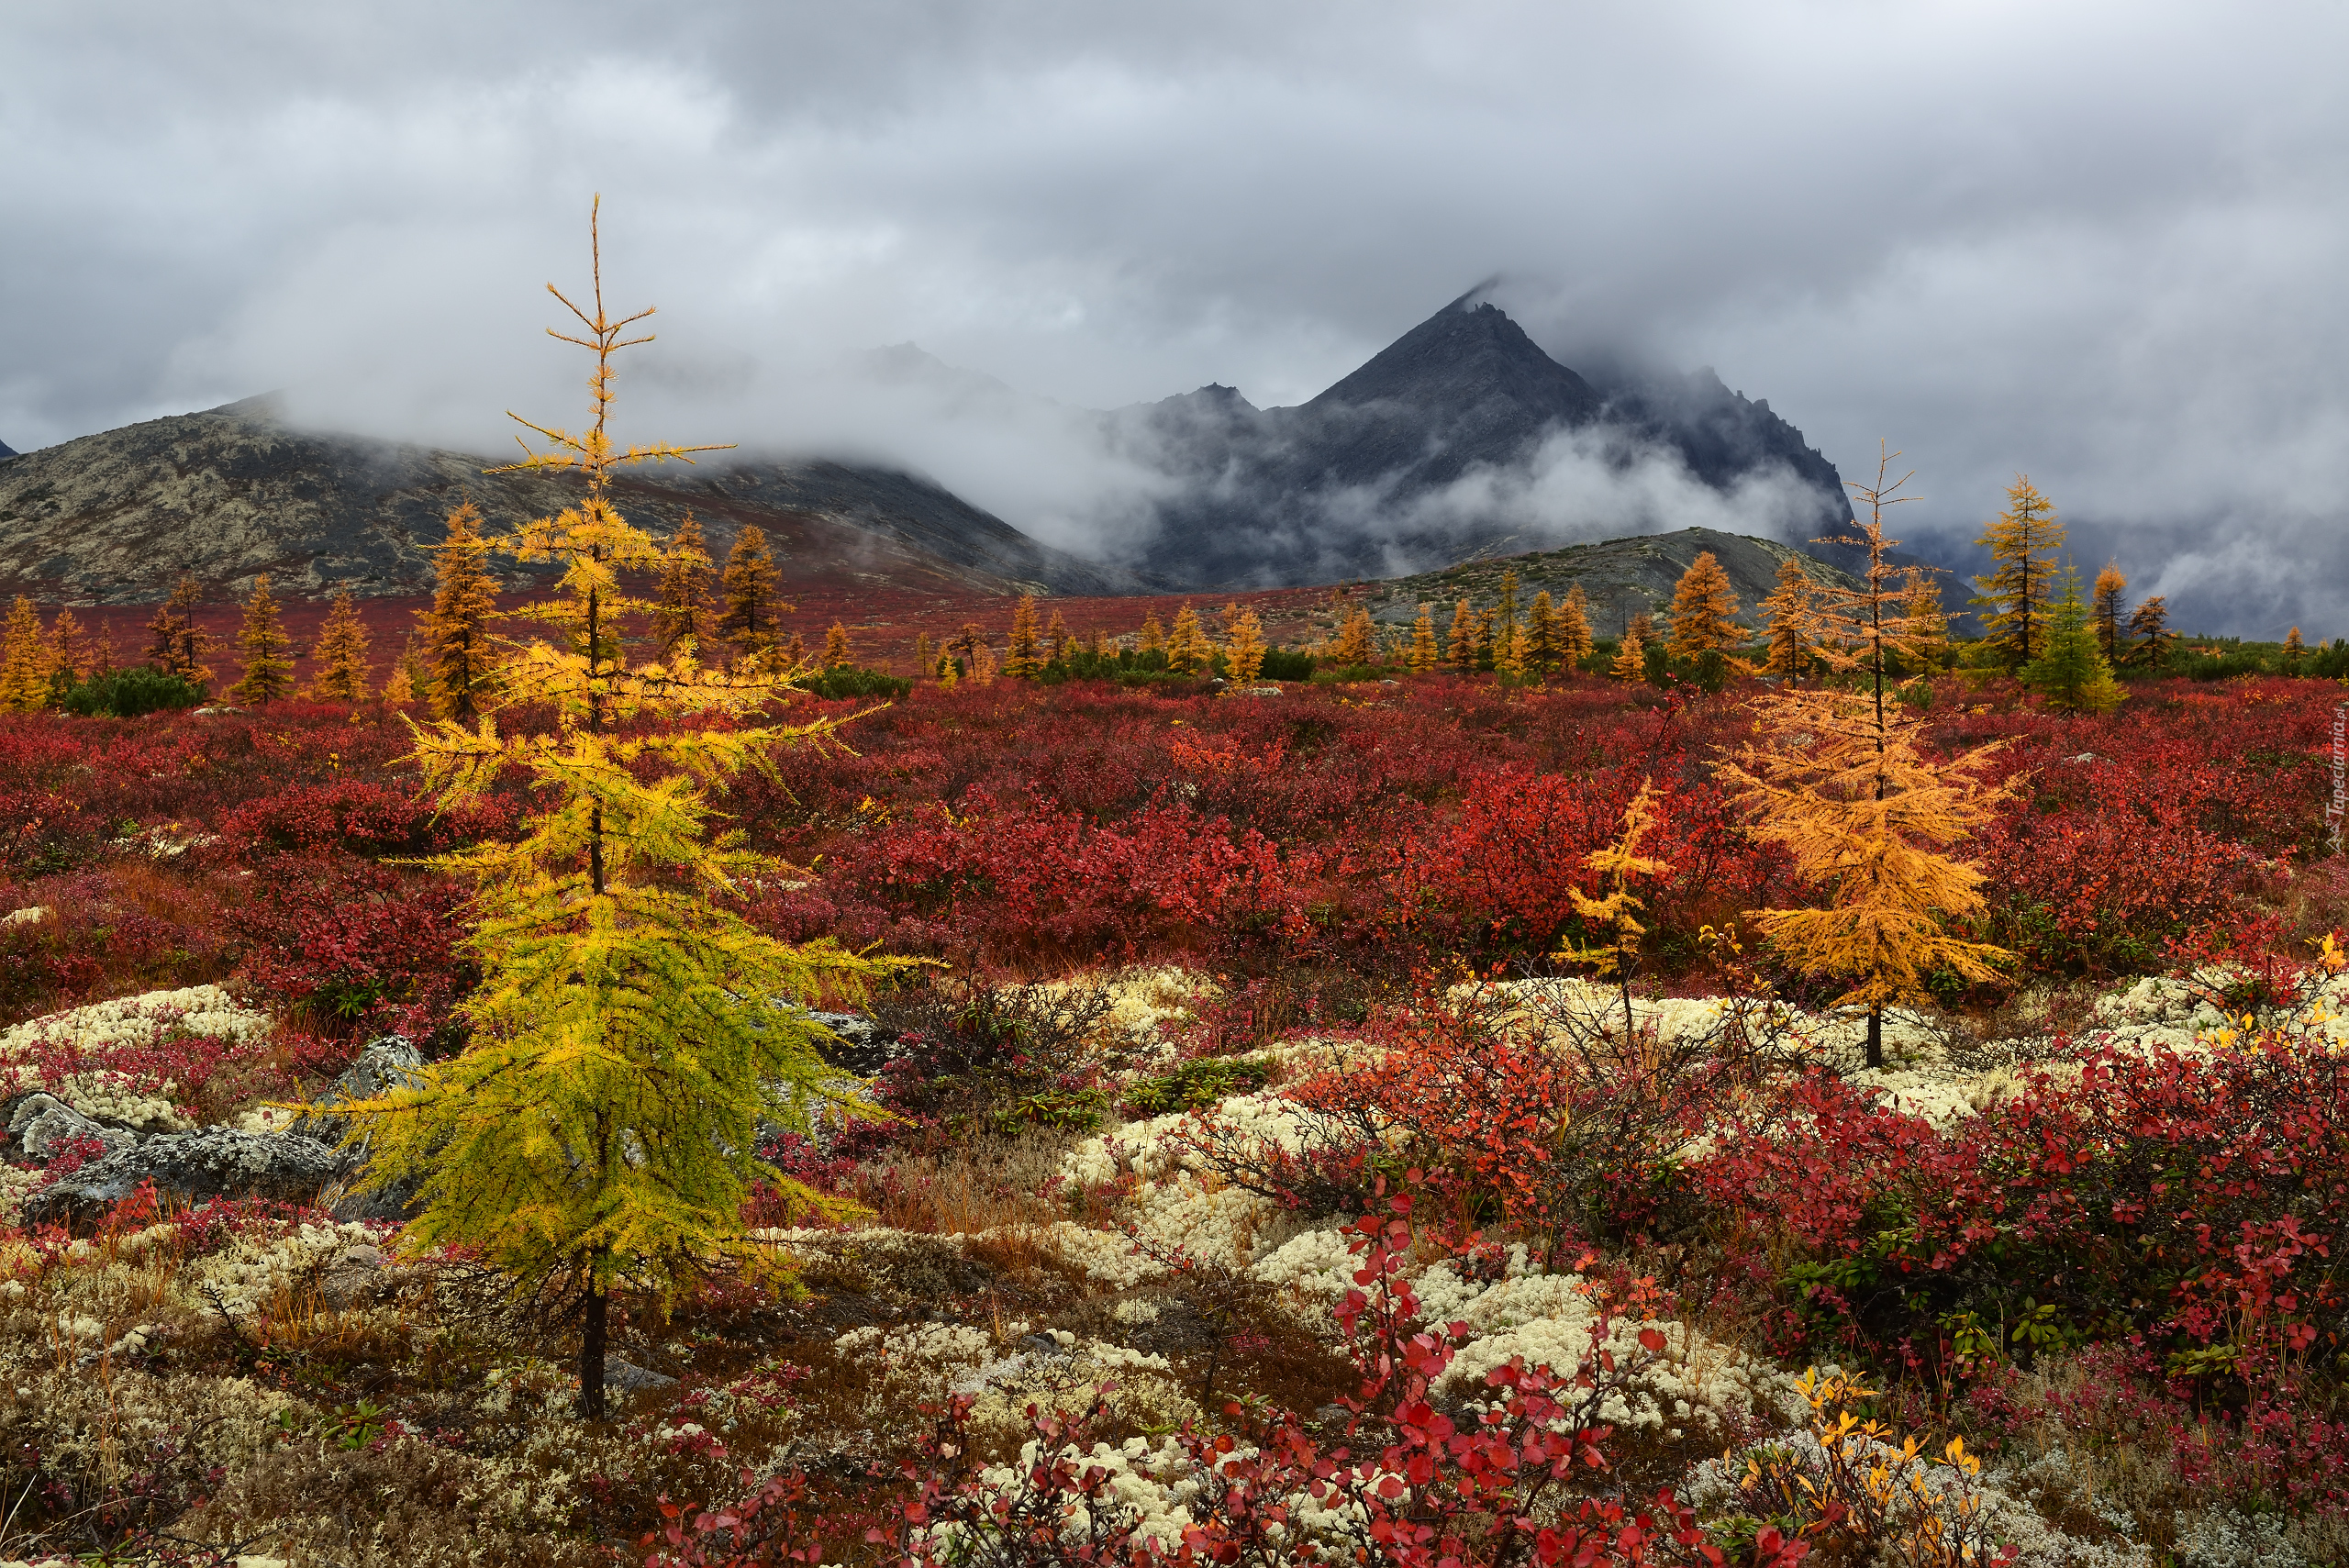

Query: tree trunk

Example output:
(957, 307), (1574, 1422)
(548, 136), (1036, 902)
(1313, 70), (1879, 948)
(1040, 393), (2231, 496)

(581, 1283), (608, 1420)
(1866, 1006), (1885, 1071)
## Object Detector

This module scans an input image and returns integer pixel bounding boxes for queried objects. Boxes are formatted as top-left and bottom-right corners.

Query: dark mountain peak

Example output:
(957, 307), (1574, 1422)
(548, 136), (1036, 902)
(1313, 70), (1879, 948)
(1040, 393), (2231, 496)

(1165, 383), (1258, 415)
(1307, 298), (1601, 425)
(0, 437), (17, 461)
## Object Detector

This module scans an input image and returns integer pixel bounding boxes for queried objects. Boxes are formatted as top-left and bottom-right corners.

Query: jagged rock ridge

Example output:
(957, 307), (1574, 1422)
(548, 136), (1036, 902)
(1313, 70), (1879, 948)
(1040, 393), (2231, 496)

(1111, 297), (1854, 590)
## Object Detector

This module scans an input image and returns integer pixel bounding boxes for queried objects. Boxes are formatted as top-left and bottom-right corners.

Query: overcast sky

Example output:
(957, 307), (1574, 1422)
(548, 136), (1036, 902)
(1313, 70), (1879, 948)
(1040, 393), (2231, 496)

(6, 1), (2344, 633)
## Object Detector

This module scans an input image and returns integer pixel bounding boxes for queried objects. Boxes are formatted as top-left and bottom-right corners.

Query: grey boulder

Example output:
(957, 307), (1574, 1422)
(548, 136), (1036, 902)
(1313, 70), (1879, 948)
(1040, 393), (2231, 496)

(7, 1095), (139, 1162)
(23, 1129), (344, 1230)
(805, 1010), (900, 1075)
(294, 1035), (427, 1150)
(604, 1355), (678, 1392)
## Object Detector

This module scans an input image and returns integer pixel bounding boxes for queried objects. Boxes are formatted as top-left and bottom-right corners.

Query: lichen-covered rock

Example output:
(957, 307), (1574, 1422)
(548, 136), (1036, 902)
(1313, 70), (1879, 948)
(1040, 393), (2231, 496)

(806, 1009), (900, 1075)
(6, 1093), (138, 1162)
(292, 1034), (425, 1149)
(605, 1355), (678, 1392)
(23, 1129), (343, 1229)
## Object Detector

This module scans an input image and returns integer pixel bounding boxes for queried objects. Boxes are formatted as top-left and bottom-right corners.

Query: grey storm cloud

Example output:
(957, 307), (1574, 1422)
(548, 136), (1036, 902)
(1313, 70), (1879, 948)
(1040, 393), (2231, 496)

(5, 0), (2346, 634)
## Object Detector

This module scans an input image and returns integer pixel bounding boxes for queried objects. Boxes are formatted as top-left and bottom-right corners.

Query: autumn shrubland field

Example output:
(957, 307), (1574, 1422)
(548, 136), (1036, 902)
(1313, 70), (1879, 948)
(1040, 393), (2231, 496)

(7, 246), (2349, 1568)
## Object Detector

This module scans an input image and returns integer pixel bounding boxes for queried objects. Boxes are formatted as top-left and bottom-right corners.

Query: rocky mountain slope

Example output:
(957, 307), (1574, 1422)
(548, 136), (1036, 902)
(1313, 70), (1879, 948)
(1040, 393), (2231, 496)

(1111, 296), (1855, 589)
(1354, 525), (1861, 639)
(0, 397), (1140, 604)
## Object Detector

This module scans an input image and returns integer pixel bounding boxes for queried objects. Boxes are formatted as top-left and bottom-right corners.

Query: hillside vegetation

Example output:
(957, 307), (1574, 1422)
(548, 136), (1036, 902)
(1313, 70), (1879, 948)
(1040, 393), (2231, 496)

(0, 663), (2345, 1564)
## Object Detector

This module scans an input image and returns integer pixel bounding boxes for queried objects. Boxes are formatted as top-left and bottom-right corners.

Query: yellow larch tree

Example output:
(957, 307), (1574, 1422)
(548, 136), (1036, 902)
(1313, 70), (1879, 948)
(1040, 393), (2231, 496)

(1970, 475), (2065, 669)
(383, 634), (430, 707)
(2090, 562), (2127, 666)
(1225, 606), (1267, 684)
(46, 608), (96, 690)
(1526, 589), (1558, 674)
(1470, 606), (1498, 671)
(1555, 780), (1673, 1044)
(649, 511), (716, 662)
(1610, 625), (1646, 683)
(718, 525), (784, 667)
(1716, 446), (2020, 1069)
(1902, 568), (1949, 674)
(1332, 607), (1375, 666)
(1558, 583), (1594, 673)
(426, 502), (502, 723)
(1044, 607), (1074, 664)
(1166, 602), (1215, 675)
(1494, 569), (1520, 659)
(2126, 595), (2173, 669)
(146, 576), (211, 687)
(1495, 619), (1527, 681)
(2285, 626), (2306, 671)
(0, 597), (51, 712)
(1408, 605), (1439, 673)
(1664, 550), (1743, 662)
(1447, 598), (1476, 671)
(306, 587), (374, 702)
(1139, 613), (1166, 654)
(1003, 594), (1043, 678)
(331, 200), (913, 1420)
(229, 574), (295, 704)
(1760, 557), (1814, 679)
(821, 622), (852, 670)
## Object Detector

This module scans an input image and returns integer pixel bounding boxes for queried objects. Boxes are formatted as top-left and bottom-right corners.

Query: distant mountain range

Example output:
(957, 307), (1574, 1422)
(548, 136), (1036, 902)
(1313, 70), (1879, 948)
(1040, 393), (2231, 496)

(0, 397), (1138, 604)
(0, 293), (1877, 606)
(1103, 295), (1856, 588)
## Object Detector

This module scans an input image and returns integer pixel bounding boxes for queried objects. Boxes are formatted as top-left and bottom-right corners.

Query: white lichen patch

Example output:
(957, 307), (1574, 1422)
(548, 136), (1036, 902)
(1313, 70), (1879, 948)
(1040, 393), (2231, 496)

(834, 1318), (1198, 1444)
(187, 1220), (382, 1318)
(0, 984), (270, 1066)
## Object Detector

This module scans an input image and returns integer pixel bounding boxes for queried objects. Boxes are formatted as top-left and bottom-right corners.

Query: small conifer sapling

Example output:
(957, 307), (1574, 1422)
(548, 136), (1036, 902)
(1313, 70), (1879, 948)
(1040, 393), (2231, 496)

(1970, 475), (2065, 668)
(146, 576), (211, 687)
(307, 588), (374, 702)
(1718, 446), (2019, 1069)
(1610, 627), (1645, 683)
(229, 575), (295, 704)
(0, 597), (50, 713)
(1408, 605), (1438, 673)
(718, 526), (784, 667)
(1003, 595), (1042, 678)
(1558, 584), (1595, 673)
(1225, 606), (1267, 684)
(330, 200), (915, 1421)
(1665, 550), (1743, 662)
(649, 511), (715, 662)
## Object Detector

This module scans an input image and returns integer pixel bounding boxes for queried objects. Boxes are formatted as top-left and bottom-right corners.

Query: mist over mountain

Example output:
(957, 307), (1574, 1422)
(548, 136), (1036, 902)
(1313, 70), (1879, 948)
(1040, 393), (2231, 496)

(1097, 296), (1857, 588)
(0, 397), (1138, 605)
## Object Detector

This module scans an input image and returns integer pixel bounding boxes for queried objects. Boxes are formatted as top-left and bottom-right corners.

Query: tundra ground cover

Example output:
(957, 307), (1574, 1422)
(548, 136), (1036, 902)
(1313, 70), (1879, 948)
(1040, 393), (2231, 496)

(0, 668), (2343, 1563)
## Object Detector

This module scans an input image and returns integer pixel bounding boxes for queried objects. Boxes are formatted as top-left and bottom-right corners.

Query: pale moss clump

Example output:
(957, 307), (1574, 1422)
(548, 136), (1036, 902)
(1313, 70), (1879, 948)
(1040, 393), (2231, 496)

(188, 1220), (383, 1318)
(831, 1319), (1199, 1446)
(0, 984), (269, 1061)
